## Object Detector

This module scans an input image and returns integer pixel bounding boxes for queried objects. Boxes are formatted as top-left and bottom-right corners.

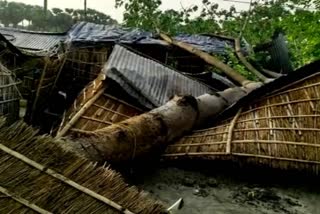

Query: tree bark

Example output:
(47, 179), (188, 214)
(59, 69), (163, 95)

(60, 82), (262, 164)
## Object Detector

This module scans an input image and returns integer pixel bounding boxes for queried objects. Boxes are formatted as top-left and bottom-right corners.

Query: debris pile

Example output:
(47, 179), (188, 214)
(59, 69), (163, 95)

(0, 22), (318, 213)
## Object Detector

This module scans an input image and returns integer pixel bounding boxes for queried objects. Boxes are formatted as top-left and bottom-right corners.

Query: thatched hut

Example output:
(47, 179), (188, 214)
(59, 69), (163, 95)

(0, 63), (21, 124)
(164, 60), (320, 174)
(0, 119), (165, 213)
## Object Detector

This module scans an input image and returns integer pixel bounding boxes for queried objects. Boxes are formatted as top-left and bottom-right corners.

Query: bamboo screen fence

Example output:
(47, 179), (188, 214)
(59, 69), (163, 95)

(63, 47), (111, 90)
(164, 70), (320, 174)
(0, 63), (20, 124)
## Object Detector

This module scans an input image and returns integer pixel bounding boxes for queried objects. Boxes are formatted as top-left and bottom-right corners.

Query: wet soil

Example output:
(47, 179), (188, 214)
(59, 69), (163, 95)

(128, 162), (320, 214)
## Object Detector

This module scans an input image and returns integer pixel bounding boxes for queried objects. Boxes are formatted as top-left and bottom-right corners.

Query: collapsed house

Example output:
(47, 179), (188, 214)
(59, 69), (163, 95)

(0, 21), (318, 214)
(164, 60), (320, 174)
(3, 22), (252, 134)
(56, 45), (215, 137)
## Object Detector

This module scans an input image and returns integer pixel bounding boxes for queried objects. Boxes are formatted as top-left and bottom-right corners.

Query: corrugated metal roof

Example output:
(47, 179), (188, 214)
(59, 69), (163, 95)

(0, 33), (22, 56)
(0, 27), (66, 53)
(104, 45), (215, 109)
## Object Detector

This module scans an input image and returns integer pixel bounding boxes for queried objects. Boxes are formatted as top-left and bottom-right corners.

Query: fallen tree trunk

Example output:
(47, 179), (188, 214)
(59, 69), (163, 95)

(60, 82), (262, 164)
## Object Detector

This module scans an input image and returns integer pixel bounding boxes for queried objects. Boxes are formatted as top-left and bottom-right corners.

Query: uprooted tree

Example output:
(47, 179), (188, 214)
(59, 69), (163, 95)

(59, 81), (262, 164)
(57, 36), (264, 164)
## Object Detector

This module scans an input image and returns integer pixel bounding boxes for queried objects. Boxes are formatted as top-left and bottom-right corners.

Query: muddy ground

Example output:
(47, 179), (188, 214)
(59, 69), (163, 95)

(128, 162), (320, 214)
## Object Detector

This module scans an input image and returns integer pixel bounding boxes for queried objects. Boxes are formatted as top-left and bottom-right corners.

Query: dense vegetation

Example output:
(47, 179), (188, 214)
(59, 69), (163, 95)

(0, 1), (117, 31)
(116, 0), (320, 68)
(0, 0), (319, 68)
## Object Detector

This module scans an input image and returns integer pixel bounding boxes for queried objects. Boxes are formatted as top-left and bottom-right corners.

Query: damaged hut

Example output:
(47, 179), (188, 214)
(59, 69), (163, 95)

(164, 60), (320, 175)
(0, 27), (67, 124)
(56, 45), (215, 137)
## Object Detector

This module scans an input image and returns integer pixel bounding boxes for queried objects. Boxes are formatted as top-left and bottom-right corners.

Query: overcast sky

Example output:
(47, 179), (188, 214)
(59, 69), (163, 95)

(7, 0), (249, 22)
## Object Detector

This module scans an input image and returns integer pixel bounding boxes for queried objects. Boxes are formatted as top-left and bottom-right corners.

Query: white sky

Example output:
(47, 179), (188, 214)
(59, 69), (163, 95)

(6, 0), (249, 22)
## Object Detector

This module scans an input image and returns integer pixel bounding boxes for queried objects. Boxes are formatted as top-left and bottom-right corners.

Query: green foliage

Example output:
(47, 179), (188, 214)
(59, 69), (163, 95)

(0, 1), (117, 32)
(225, 47), (257, 81)
(117, 0), (320, 69)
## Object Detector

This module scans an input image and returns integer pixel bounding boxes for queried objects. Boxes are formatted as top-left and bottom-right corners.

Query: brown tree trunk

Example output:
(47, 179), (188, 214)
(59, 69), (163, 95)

(60, 83), (261, 164)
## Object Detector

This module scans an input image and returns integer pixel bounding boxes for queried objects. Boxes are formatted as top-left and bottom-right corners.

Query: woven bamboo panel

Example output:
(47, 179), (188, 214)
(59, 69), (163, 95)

(57, 76), (143, 137)
(0, 63), (20, 123)
(164, 71), (320, 174)
(0, 119), (165, 214)
(70, 93), (142, 133)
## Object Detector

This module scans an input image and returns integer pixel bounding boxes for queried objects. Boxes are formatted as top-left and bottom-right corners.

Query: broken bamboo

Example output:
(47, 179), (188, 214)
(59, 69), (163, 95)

(159, 33), (253, 87)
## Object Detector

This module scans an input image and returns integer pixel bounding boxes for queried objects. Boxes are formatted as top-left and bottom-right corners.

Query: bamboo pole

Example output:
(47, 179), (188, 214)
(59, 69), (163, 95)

(234, 38), (271, 83)
(30, 58), (49, 123)
(262, 68), (283, 78)
(56, 87), (106, 138)
(159, 33), (252, 86)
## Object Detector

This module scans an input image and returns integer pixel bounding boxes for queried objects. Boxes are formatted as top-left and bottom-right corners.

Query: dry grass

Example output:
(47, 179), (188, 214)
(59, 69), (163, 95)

(0, 119), (166, 213)
(164, 70), (320, 174)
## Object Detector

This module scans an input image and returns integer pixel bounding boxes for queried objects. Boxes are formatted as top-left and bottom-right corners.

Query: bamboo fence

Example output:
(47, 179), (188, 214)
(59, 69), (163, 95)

(0, 119), (165, 213)
(63, 47), (111, 90)
(0, 63), (21, 124)
(164, 69), (320, 174)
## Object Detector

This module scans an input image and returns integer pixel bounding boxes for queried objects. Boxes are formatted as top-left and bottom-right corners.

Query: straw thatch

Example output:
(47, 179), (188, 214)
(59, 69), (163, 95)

(164, 64), (320, 174)
(56, 74), (143, 138)
(0, 118), (165, 213)
(0, 63), (20, 124)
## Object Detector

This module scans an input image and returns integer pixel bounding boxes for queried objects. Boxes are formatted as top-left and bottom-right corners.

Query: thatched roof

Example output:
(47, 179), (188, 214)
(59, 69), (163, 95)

(164, 60), (320, 174)
(0, 119), (165, 213)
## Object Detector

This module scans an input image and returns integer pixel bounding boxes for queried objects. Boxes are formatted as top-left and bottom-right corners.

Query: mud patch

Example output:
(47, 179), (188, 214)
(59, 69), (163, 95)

(131, 167), (320, 214)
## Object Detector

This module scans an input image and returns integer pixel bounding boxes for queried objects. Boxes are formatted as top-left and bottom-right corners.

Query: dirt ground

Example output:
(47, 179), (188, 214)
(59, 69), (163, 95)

(129, 163), (320, 214)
